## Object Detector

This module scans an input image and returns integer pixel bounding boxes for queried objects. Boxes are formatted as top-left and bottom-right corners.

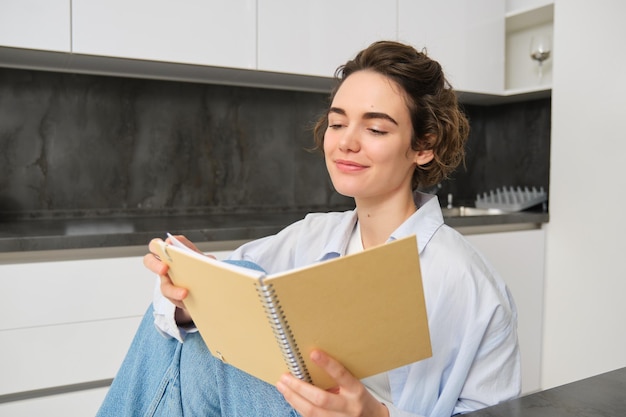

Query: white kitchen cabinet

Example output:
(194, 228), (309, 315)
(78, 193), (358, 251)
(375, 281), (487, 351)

(257, 0), (397, 78)
(0, 247), (235, 411)
(0, 0), (552, 102)
(0, 317), (143, 395)
(71, 0), (256, 69)
(0, 255), (154, 409)
(505, 2), (554, 92)
(0, 0), (70, 52)
(398, 0), (505, 95)
(465, 228), (546, 394)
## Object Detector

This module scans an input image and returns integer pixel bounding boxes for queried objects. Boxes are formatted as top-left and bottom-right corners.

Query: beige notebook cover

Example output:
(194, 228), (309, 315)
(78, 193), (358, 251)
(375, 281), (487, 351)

(154, 235), (431, 389)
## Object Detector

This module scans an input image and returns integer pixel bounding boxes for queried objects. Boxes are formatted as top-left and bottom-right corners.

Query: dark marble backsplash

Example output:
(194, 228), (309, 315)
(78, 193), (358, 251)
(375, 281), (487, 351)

(444, 98), (551, 207)
(0, 67), (550, 219)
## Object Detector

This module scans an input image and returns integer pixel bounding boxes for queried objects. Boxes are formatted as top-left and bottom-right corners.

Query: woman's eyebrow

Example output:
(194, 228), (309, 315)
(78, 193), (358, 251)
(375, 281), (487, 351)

(328, 107), (398, 126)
(328, 107), (347, 116)
(363, 112), (398, 126)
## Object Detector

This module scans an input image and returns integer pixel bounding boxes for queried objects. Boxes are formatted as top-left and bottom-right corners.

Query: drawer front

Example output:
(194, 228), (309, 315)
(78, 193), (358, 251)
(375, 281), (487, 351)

(0, 256), (154, 331)
(0, 316), (142, 395)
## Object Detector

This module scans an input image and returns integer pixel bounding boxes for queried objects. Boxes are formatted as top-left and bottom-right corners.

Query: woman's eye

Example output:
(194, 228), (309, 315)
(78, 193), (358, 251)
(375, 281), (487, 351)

(328, 123), (344, 129)
(369, 128), (387, 135)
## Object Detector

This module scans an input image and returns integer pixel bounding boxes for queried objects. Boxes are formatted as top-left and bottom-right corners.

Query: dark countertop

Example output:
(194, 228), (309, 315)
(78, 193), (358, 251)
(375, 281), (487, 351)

(0, 208), (549, 254)
(464, 367), (626, 417)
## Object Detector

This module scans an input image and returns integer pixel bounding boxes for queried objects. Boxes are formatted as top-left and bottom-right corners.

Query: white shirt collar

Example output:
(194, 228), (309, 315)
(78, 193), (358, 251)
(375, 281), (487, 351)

(316, 192), (443, 260)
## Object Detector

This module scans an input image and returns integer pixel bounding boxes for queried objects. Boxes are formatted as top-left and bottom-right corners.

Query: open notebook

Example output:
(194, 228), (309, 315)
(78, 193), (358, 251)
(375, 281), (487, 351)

(154, 234), (431, 389)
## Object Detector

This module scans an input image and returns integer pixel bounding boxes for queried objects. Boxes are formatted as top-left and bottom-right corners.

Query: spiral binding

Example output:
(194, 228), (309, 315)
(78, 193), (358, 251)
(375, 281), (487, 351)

(256, 280), (311, 383)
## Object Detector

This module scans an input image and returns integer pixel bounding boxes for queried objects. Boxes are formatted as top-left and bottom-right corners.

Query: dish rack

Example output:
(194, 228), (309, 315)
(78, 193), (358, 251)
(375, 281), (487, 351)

(475, 186), (547, 212)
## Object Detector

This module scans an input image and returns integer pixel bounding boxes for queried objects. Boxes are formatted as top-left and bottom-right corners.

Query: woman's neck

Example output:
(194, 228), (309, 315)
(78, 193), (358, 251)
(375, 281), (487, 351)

(355, 193), (417, 249)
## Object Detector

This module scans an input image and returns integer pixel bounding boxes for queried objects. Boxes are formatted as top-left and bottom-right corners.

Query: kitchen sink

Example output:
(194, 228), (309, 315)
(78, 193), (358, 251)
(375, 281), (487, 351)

(441, 206), (507, 217)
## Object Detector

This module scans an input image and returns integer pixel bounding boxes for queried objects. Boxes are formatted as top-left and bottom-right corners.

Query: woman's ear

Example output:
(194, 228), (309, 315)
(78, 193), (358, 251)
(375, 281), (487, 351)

(413, 133), (436, 166)
(414, 149), (434, 166)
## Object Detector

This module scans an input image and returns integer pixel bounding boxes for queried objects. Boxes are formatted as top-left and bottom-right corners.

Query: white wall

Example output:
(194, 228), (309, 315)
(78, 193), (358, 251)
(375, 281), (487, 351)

(543, 0), (626, 388)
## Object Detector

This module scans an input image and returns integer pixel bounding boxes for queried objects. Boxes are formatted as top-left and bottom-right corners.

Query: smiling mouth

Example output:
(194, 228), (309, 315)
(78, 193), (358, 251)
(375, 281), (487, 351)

(335, 159), (368, 172)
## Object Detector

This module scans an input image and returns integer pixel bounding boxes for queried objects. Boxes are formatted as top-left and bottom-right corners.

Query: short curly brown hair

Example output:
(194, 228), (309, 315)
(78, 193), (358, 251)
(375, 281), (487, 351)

(313, 41), (469, 190)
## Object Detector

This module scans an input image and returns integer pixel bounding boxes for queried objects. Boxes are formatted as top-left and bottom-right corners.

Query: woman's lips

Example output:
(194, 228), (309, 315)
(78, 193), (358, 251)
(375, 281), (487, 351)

(335, 159), (368, 173)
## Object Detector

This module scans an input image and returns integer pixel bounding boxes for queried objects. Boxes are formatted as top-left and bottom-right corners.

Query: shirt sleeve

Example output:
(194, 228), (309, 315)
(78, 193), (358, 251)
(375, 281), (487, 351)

(384, 402), (426, 417)
(389, 226), (521, 416)
(151, 276), (198, 342)
(453, 287), (521, 414)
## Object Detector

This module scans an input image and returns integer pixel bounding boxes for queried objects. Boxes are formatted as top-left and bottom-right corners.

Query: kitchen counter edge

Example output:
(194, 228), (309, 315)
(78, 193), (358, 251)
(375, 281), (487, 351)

(0, 211), (549, 263)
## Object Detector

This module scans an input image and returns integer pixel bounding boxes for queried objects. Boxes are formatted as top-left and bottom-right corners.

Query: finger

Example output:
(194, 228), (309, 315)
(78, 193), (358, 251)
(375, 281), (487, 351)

(143, 252), (168, 276)
(145, 239), (169, 275)
(310, 349), (360, 390)
(160, 275), (187, 310)
(159, 273), (188, 305)
(145, 238), (184, 299)
(277, 373), (341, 414)
(148, 237), (165, 255)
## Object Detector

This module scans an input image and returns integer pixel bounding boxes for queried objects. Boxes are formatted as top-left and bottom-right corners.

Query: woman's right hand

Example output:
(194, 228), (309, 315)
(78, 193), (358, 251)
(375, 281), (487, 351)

(143, 235), (203, 325)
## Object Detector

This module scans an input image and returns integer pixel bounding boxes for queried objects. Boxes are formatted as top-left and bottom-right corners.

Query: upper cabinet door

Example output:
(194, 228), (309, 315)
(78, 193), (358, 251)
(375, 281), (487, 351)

(72, 0), (256, 69)
(0, 0), (70, 52)
(258, 0), (397, 78)
(398, 0), (505, 94)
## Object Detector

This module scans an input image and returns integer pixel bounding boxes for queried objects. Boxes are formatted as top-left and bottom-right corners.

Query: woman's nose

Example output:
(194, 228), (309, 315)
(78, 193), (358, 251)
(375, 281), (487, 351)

(338, 127), (360, 152)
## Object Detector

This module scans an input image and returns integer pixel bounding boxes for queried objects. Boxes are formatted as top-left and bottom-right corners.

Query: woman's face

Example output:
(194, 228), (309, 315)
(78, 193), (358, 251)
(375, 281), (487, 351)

(324, 70), (429, 203)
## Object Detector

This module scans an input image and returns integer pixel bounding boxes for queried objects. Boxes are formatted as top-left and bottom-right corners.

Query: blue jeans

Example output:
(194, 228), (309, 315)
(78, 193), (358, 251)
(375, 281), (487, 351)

(97, 305), (299, 417)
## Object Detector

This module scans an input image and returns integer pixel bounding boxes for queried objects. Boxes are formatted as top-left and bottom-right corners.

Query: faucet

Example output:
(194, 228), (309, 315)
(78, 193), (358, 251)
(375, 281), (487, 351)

(447, 193), (454, 209)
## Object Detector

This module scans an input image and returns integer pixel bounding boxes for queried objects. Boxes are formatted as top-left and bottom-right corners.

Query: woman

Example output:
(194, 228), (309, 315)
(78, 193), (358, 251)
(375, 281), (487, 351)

(98, 41), (520, 417)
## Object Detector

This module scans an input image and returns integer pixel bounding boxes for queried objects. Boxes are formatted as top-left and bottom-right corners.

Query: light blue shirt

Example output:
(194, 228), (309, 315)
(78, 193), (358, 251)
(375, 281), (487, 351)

(153, 192), (521, 417)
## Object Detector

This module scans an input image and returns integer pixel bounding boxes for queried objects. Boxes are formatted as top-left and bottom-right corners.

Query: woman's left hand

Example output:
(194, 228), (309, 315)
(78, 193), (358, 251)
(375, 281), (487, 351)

(276, 349), (389, 417)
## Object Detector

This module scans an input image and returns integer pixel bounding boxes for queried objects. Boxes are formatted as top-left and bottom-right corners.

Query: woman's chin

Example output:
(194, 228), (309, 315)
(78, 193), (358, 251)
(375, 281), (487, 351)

(330, 178), (373, 199)
(331, 186), (362, 199)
